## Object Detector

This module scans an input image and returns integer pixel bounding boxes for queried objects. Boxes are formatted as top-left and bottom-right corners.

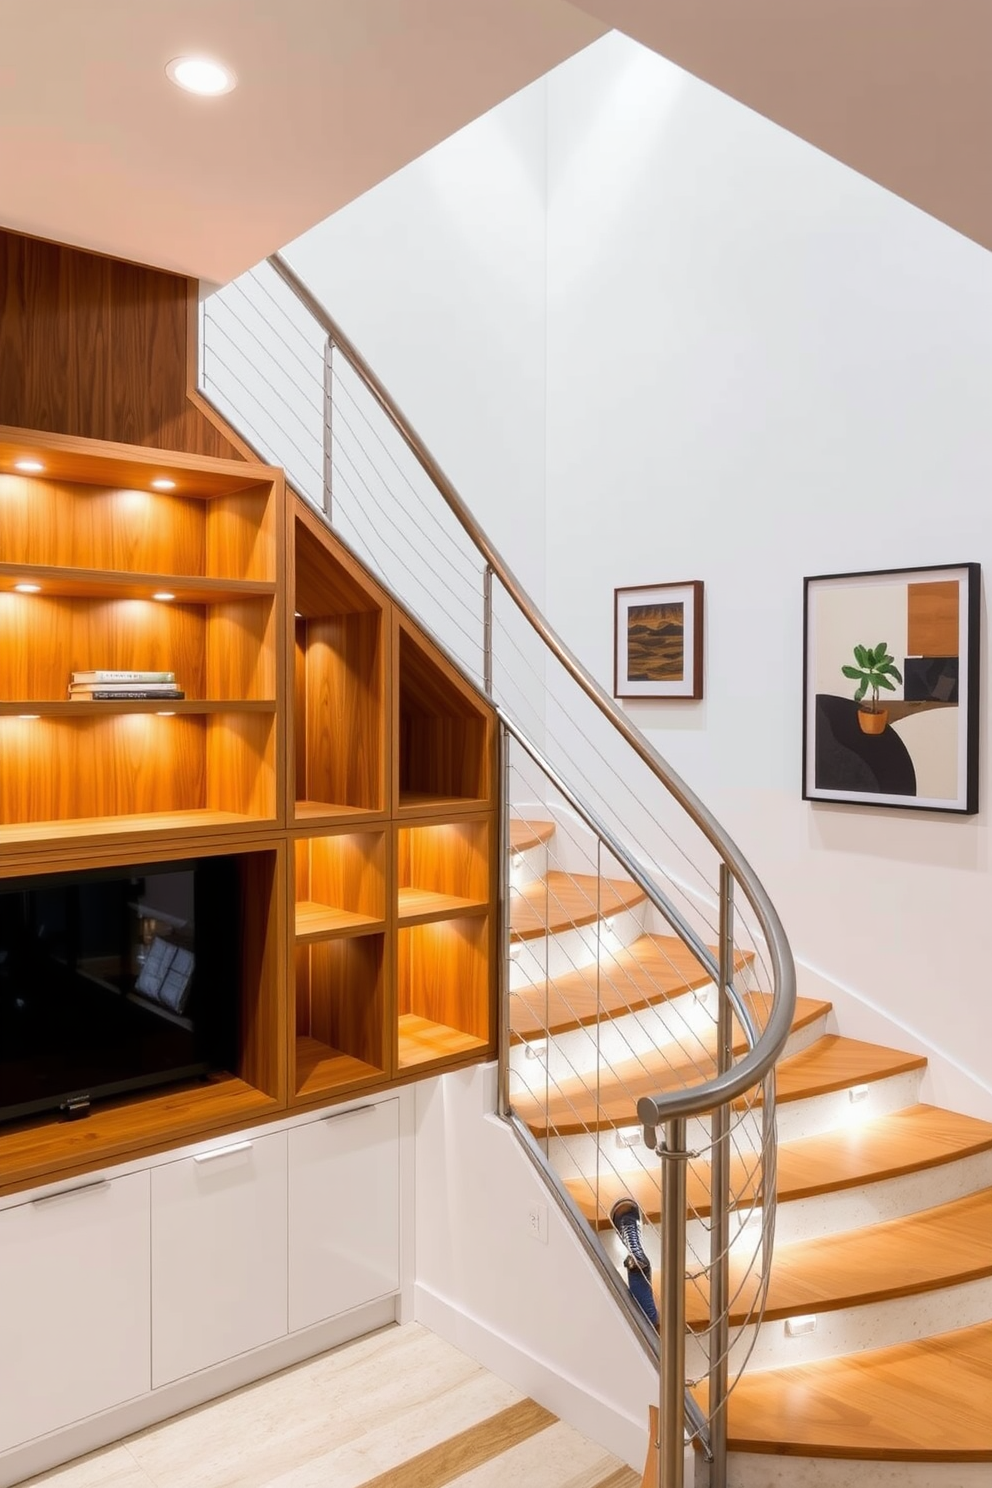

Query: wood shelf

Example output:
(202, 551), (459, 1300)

(294, 1036), (386, 1101)
(397, 622), (493, 810)
(294, 800), (384, 825)
(0, 808), (270, 851)
(397, 1013), (490, 1069)
(397, 887), (488, 926)
(398, 791), (492, 817)
(296, 902), (386, 943)
(0, 700), (277, 717)
(0, 563), (276, 603)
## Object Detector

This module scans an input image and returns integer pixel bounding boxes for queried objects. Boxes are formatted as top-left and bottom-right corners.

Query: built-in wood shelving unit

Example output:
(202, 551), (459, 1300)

(0, 424), (498, 1188)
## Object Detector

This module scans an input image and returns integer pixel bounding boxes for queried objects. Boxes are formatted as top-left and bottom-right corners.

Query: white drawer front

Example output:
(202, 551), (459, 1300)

(288, 1098), (400, 1333)
(0, 1171), (151, 1452)
(151, 1131), (287, 1387)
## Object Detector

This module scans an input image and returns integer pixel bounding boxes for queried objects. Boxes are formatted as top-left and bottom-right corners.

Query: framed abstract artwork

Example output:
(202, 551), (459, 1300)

(614, 581), (704, 699)
(803, 564), (980, 813)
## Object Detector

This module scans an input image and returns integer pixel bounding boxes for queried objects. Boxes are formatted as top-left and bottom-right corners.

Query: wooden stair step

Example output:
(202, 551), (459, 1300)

(565, 1103), (992, 1228)
(510, 871), (647, 940)
(509, 933), (754, 1042)
(683, 1186), (992, 1328)
(513, 1013), (860, 1139)
(715, 1319), (992, 1460)
(510, 818), (556, 853)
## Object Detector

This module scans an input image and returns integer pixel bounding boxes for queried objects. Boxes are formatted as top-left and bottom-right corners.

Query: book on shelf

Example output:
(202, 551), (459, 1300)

(69, 680), (181, 694)
(71, 670), (176, 684)
(70, 689), (186, 701)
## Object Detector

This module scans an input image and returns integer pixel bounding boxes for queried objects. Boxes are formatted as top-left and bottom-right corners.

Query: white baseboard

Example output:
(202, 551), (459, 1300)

(414, 1280), (650, 1470)
(0, 1296), (398, 1488)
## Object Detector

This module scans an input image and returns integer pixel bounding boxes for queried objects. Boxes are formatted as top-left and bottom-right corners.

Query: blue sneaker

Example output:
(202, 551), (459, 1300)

(610, 1196), (651, 1276)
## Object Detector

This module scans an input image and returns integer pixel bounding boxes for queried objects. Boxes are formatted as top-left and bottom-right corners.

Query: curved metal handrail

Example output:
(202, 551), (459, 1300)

(268, 250), (797, 1088)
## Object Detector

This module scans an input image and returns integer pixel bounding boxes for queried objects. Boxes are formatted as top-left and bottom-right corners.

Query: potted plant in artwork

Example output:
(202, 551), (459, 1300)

(842, 643), (903, 734)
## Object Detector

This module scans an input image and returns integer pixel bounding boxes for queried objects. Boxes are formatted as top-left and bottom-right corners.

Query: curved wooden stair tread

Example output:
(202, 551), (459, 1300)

(510, 871), (648, 941)
(565, 1104), (992, 1228)
(710, 1319), (992, 1460)
(683, 1186), (992, 1329)
(511, 1019), (907, 1140)
(509, 933), (754, 1042)
(509, 818), (556, 853)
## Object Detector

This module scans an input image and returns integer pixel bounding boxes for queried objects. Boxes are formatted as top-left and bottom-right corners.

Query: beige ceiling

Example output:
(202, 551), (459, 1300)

(1, 0), (988, 283)
(0, 0), (605, 282)
(571, 0), (992, 251)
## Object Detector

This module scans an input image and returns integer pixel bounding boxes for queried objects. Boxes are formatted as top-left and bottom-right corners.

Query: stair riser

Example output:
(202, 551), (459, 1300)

(772, 1066), (925, 1144)
(509, 906), (647, 989)
(770, 1147), (992, 1245)
(509, 988), (718, 1086)
(720, 1454), (992, 1488)
(527, 1010), (830, 1152)
(687, 1274), (992, 1377)
(509, 840), (548, 886)
(510, 995), (831, 1091)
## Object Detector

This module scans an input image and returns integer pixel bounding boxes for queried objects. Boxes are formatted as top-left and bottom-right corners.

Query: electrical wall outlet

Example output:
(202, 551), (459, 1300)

(527, 1200), (548, 1243)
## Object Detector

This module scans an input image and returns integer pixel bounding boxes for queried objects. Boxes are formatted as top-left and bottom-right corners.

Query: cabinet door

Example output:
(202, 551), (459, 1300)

(0, 1172), (150, 1452)
(288, 1098), (400, 1333)
(151, 1132), (287, 1387)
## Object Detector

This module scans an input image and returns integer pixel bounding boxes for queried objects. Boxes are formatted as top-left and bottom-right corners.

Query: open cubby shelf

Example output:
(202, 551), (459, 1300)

(0, 426), (496, 1184)
(397, 624), (493, 814)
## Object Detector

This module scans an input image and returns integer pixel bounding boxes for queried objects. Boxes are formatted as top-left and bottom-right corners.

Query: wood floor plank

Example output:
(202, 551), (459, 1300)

(512, 1012), (842, 1138)
(510, 934), (755, 1041)
(684, 1186), (992, 1326)
(356, 1399), (557, 1488)
(510, 871), (647, 940)
(566, 1104), (992, 1227)
(718, 1320), (992, 1459)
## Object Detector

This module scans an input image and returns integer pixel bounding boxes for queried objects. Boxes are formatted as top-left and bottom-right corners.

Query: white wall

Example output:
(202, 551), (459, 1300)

(413, 1065), (653, 1469)
(544, 35), (992, 1113)
(282, 80), (549, 607)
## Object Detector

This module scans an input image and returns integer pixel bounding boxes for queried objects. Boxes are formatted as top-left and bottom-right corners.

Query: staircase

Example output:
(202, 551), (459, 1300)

(198, 256), (991, 1487)
(507, 810), (992, 1484)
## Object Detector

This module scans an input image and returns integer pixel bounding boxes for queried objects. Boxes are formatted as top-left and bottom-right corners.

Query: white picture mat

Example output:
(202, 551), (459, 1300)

(616, 582), (698, 698)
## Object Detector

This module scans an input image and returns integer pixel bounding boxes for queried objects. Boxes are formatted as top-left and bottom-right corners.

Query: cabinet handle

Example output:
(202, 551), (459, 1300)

(193, 1139), (253, 1164)
(322, 1104), (376, 1124)
(32, 1178), (111, 1207)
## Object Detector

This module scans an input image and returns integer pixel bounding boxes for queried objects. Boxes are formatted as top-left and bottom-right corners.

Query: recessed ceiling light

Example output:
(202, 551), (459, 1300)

(153, 592), (176, 602)
(14, 459), (44, 473)
(151, 477), (177, 491)
(166, 56), (237, 96)
(14, 583), (41, 594)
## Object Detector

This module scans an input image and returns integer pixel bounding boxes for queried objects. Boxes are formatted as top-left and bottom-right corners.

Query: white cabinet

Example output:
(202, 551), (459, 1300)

(151, 1131), (288, 1387)
(288, 1098), (399, 1333)
(0, 1172), (150, 1453)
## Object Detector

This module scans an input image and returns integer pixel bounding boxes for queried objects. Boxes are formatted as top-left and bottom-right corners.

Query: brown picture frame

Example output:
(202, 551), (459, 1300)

(614, 581), (704, 700)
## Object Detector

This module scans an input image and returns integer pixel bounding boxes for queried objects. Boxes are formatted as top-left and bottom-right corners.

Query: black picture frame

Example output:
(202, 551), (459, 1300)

(802, 563), (980, 814)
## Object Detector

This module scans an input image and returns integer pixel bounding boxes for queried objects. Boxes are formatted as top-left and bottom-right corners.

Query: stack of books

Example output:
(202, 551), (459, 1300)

(69, 670), (185, 701)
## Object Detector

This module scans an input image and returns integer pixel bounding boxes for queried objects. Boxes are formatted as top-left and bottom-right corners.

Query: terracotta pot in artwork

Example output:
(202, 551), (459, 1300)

(857, 706), (888, 735)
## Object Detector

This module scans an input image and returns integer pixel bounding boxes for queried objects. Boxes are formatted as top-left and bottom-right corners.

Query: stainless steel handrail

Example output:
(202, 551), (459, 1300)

(268, 249), (796, 1070)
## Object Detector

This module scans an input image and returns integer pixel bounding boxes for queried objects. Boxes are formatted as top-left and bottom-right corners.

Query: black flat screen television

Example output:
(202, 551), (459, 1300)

(0, 855), (241, 1125)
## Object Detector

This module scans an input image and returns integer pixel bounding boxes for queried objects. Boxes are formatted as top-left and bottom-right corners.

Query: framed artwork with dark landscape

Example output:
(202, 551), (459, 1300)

(803, 564), (980, 814)
(614, 581), (704, 699)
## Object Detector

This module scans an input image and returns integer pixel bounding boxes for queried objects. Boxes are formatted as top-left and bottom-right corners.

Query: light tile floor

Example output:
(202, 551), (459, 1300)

(22, 1324), (639, 1488)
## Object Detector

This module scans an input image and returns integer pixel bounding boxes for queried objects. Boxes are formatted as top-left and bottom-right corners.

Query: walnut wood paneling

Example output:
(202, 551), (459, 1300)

(0, 229), (243, 457)
(398, 916), (492, 1051)
(397, 624), (491, 808)
(238, 846), (286, 1103)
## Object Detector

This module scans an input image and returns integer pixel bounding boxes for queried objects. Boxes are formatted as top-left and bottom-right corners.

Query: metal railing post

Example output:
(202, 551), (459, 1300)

(708, 866), (735, 1488)
(483, 564), (493, 697)
(659, 1116), (688, 1488)
(497, 725), (512, 1119)
(322, 335), (334, 518)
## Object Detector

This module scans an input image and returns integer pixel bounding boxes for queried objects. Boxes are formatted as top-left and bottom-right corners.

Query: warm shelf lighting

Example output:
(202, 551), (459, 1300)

(156, 711), (177, 718)
(14, 583), (41, 593)
(153, 592), (176, 602)
(14, 459), (44, 474)
(18, 714), (40, 721)
(166, 56), (237, 96)
(151, 478), (177, 491)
